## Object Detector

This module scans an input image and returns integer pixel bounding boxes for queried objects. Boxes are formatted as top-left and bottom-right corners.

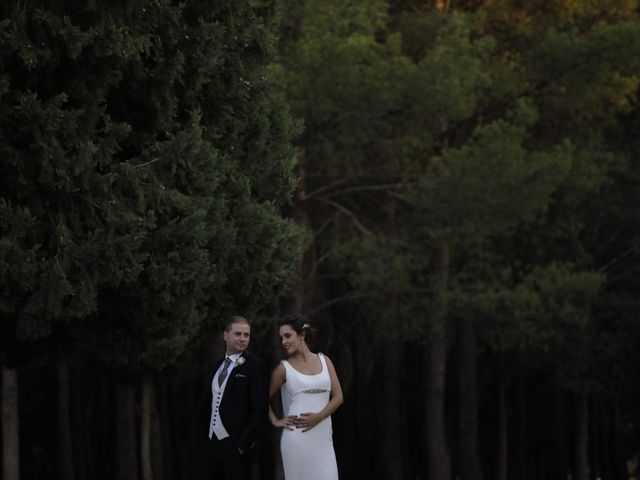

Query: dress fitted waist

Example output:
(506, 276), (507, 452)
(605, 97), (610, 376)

(287, 392), (331, 416)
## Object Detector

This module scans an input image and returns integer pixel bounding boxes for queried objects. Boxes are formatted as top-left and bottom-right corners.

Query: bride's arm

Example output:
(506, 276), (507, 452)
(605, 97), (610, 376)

(297, 355), (344, 432)
(269, 363), (295, 430)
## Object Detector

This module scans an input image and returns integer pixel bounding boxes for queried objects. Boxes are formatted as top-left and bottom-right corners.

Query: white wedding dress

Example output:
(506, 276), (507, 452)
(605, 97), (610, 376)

(280, 353), (338, 480)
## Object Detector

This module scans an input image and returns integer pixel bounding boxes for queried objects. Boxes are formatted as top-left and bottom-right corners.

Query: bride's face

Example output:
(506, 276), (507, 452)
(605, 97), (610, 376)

(279, 325), (304, 355)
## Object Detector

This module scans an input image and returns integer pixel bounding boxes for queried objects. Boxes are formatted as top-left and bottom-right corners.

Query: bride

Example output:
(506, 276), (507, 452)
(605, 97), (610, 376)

(268, 315), (344, 480)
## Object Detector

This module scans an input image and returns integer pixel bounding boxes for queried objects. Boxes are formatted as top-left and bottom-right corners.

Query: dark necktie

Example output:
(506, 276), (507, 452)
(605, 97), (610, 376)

(218, 357), (232, 387)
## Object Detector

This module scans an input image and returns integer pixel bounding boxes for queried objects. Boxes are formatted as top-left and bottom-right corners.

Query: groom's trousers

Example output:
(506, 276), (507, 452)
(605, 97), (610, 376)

(194, 436), (250, 480)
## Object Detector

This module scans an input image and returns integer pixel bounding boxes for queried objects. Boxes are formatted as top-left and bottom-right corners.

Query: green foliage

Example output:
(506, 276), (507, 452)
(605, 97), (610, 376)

(474, 264), (603, 354)
(406, 101), (571, 240)
(276, 1), (640, 473)
(336, 232), (426, 337)
(0, 1), (302, 372)
(278, 0), (640, 403)
(463, 262), (604, 392)
(528, 23), (640, 145)
(0, 201), (40, 355)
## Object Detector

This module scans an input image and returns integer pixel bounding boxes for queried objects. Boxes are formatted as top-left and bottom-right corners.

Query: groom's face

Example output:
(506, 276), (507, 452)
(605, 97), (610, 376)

(224, 321), (251, 355)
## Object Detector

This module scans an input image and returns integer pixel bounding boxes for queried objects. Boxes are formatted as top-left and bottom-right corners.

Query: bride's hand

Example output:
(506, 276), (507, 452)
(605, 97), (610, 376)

(296, 412), (321, 432)
(274, 415), (297, 431)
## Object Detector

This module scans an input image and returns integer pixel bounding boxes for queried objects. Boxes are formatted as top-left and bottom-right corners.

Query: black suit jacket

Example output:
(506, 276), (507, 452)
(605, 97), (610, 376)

(199, 351), (269, 453)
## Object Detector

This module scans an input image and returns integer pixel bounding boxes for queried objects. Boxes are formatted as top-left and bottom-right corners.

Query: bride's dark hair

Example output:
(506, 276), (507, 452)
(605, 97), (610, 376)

(278, 314), (315, 347)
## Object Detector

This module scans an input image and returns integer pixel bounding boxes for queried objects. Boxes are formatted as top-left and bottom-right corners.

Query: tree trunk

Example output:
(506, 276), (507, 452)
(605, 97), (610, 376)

(141, 378), (154, 480)
(57, 359), (75, 480)
(589, 397), (598, 480)
(380, 227), (406, 480)
(151, 381), (165, 480)
(598, 398), (611, 480)
(73, 370), (90, 480)
(355, 337), (376, 479)
(116, 380), (138, 480)
(2, 366), (20, 480)
(97, 374), (112, 479)
(381, 336), (406, 480)
(425, 240), (451, 480)
(611, 400), (626, 480)
(513, 378), (528, 480)
(496, 379), (508, 480)
(550, 389), (567, 480)
(575, 393), (589, 480)
(457, 314), (483, 480)
(168, 381), (194, 480)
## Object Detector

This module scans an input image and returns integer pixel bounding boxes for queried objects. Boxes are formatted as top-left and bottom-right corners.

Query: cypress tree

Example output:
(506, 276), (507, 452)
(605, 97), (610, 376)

(1, 2), (301, 477)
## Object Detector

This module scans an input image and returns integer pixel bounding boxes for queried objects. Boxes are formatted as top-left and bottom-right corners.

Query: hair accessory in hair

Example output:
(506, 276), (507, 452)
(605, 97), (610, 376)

(303, 322), (310, 330)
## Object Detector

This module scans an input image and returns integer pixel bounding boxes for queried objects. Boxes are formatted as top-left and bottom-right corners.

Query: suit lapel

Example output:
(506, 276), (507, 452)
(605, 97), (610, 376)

(223, 352), (248, 395)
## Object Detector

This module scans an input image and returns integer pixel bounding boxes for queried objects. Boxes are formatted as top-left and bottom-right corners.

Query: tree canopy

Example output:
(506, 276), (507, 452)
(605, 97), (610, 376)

(0, 0), (302, 372)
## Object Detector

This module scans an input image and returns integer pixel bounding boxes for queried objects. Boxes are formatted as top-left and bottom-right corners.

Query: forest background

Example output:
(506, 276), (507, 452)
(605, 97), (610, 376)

(1, 1), (640, 480)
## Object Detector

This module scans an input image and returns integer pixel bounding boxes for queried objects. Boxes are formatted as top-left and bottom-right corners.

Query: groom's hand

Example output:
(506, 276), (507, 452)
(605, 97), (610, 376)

(275, 415), (297, 431)
(297, 412), (321, 432)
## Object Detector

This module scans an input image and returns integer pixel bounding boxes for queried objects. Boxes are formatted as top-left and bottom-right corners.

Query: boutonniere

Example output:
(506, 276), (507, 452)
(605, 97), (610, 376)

(236, 356), (246, 367)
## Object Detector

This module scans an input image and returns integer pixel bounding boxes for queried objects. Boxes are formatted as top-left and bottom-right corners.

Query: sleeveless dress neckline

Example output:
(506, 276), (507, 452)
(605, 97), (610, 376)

(283, 353), (325, 377)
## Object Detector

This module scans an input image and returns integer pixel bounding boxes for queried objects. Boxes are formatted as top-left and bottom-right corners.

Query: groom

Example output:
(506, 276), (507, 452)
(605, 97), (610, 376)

(195, 315), (269, 480)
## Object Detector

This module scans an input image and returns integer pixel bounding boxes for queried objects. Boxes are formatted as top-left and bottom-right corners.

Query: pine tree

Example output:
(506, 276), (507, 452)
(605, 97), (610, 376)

(277, 1), (640, 478)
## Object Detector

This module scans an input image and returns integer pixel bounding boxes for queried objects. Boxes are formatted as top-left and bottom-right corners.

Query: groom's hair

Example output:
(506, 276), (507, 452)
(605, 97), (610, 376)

(278, 314), (315, 347)
(224, 315), (250, 332)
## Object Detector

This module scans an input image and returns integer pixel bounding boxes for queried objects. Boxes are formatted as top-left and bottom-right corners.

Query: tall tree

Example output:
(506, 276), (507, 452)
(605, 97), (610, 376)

(1, 2), (301, 479)
(278, 2), (640, 479)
